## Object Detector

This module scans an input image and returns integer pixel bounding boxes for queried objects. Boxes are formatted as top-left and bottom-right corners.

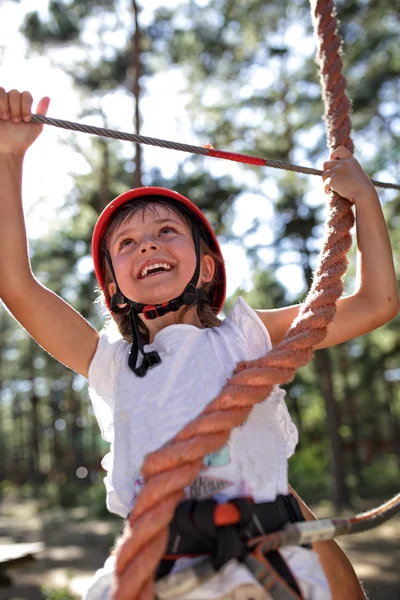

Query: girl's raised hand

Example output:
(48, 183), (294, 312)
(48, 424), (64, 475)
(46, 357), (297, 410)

(0, 88), (50, 155)
(322, 146), (377, 205)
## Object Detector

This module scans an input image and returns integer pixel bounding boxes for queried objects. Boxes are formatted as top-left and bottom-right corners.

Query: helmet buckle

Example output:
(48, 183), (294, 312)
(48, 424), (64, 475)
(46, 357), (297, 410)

(110, 292), (126, 310)
(182, 284), (197, 306)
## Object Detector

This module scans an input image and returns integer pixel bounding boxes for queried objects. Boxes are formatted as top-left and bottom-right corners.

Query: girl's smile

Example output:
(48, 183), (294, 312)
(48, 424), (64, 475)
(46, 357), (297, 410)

(107, 204), (197, 306)
(137, 260), (174, 279)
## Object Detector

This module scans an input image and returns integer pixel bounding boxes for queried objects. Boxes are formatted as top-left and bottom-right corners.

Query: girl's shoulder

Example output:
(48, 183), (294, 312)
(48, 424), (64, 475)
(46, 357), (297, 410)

(88, 326), (129, 389)
(86, 330), (129, 443)
(224, 296), (273, 358)
(92, 323), (129, 362)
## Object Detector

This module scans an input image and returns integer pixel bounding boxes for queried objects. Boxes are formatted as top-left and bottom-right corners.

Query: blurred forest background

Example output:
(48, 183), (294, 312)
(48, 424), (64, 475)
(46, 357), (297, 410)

(0, 0), (399, 598)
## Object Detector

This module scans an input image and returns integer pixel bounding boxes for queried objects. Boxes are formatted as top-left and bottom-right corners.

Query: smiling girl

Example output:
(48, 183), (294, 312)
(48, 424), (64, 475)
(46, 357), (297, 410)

(1, 89), (397, 600)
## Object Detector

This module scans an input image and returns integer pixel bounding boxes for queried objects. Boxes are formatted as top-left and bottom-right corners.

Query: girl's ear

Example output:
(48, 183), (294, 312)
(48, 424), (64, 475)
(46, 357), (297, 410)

(200, 254), (215, 285)
(108, 282), (128, 308)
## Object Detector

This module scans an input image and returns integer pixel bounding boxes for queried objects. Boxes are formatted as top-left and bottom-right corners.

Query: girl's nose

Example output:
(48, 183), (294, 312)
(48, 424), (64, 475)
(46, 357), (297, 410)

(139, 238), (160, 254)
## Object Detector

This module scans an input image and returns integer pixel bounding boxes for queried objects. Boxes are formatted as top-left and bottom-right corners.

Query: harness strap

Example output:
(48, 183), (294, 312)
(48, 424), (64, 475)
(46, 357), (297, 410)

(156, 494), (306, 598)
(244, 551), (304, 600)
(166, 494), (305, 556)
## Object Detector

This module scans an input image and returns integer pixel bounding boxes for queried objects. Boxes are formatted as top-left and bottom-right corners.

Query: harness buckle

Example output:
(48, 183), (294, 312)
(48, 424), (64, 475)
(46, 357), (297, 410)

(143, 305), (158, 320)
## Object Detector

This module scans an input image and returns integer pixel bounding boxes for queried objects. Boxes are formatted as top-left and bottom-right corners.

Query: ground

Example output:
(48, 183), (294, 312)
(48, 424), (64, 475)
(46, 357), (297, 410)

(0, 498), (399, 600)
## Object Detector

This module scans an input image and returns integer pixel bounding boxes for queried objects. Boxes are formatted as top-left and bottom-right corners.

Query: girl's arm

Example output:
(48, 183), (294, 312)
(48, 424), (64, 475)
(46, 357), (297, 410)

(289, 486), (366, 599)
(0, 88), (99, 378)
(256, 147), (399, 348)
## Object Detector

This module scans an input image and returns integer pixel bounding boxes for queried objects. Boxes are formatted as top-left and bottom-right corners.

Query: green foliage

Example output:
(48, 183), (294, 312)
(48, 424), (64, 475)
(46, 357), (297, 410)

(49, 479), (115, 520)
(23, 0), (116, 46)
(288, 445), (330, 502)
(42, 586), (78, 600)
(226, 268), (288, 314)
(0, 478), (117, 521)
(360, 455), (400, 498)
(81, 480), (117, 519)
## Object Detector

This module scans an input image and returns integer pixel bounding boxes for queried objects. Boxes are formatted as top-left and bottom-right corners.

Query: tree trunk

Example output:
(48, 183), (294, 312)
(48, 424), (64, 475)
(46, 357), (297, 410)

(336, 343), (363, 486)
(383, 379), (400, 465)
(289, 393), (304, 438)
(131, 0), (142, 188)
(0, 312), (6, 489)
(50, 386), (64, 472)
(99, 138), (111, 212)
(12, 396), (27, 484)
(67, 381), (86, 476)
(28, 341), (41, 488)
(314, 348), (350, 510)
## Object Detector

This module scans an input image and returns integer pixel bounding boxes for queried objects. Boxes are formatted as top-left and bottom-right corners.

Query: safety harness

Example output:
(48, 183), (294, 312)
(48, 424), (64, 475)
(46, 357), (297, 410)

(153, 494), (307, 599)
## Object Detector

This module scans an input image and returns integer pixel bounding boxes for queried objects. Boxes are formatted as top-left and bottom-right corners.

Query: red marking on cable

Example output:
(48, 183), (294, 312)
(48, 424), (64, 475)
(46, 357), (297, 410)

(207, 148), (266, 167)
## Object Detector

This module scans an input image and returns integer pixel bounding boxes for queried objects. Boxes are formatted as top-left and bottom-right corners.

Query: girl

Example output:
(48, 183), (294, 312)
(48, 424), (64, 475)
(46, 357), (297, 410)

(0, 89), (398, 599)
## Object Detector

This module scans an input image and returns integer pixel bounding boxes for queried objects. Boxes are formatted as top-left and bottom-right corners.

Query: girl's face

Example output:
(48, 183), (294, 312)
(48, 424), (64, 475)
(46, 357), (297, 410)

(107, 203), (213, 306)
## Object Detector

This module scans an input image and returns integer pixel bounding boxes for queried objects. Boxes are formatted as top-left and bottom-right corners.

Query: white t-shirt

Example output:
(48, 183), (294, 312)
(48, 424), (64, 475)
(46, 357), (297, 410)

(85, 297), (330, 599)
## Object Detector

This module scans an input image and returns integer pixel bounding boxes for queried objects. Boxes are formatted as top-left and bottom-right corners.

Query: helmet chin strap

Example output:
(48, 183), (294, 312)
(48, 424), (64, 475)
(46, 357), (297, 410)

(105, 220), (207, 377)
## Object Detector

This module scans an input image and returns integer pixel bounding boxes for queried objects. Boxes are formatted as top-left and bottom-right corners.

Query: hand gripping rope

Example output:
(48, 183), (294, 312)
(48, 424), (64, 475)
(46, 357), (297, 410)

(31, 1), (400, 598)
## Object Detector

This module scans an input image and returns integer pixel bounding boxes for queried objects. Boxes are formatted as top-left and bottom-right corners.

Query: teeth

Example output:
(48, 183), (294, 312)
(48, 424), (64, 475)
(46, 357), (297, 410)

(140, 263), (172, 278)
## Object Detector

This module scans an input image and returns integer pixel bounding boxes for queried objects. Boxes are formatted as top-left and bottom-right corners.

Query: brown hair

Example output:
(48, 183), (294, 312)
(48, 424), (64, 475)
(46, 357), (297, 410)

(99, 198), (224, 343)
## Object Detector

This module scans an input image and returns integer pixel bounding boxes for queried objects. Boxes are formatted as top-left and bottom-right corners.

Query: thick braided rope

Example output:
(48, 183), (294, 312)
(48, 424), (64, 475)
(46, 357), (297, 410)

(31, 113), (399, 190)
(112, 2), (355, 598)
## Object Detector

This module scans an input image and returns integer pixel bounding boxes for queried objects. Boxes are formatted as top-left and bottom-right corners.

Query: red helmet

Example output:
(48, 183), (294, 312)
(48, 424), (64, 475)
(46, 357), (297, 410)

(92, 186), (226, 313)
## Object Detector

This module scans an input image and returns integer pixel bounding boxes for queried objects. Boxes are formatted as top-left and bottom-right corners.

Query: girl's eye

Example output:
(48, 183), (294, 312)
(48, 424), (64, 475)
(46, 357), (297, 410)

(118, 237), (134, 249)
(160, 225), (178, 235)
